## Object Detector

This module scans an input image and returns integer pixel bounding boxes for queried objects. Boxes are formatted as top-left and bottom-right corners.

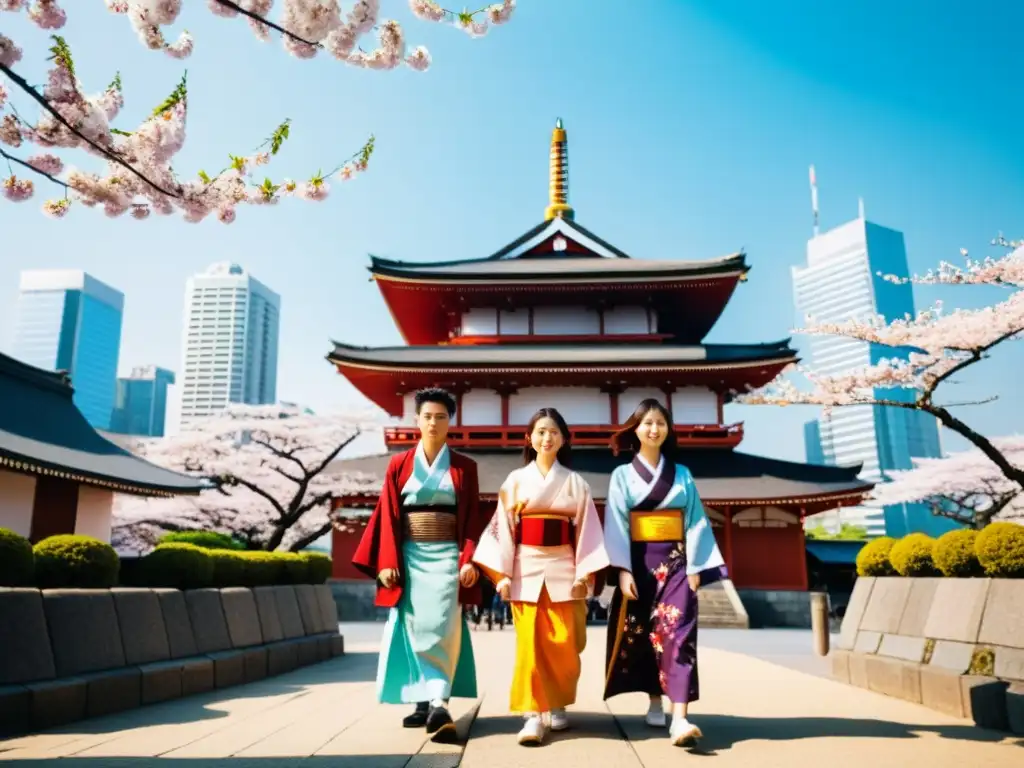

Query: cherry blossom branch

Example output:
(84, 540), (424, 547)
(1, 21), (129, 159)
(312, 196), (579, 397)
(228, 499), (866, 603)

(0, 59), (177, 197)
(287, 519), (335, 553)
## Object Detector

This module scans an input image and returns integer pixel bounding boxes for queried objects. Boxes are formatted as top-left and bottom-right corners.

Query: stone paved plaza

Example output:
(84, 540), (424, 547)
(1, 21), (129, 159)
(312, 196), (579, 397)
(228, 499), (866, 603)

(0, 625), (1020, 767)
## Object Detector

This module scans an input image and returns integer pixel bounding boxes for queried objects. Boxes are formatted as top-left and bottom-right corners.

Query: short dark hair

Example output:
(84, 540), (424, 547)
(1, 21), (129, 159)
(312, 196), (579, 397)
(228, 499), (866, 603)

(414, 387), (456, 417)
(610, 398), (677, 460)
(523, 407), (573, 467)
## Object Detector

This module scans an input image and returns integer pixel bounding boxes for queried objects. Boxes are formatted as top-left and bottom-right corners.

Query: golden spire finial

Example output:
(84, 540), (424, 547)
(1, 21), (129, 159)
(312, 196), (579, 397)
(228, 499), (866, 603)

(544, 117), (574, 221)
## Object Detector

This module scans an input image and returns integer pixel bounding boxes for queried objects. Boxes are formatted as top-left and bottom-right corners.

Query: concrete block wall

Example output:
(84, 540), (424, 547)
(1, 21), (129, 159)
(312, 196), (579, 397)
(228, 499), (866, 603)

(829, 576), (1024, 735)
(0, 584), (344, 736)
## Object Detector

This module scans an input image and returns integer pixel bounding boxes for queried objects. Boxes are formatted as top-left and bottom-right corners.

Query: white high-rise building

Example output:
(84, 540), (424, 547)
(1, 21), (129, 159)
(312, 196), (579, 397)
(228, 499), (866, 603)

(793, 212), (948, 538)
(177, 263), (280, 428)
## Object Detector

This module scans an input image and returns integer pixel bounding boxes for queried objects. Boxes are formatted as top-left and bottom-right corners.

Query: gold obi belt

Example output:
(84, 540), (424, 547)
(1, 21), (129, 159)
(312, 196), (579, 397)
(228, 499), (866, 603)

(516, 511), (575, 548)
(630, 509), (683, 543)
(402, 504), (458, 543)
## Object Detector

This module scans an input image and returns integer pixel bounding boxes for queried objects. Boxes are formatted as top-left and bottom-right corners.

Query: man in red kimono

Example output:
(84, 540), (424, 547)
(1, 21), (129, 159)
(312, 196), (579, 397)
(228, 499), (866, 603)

(352, 387), (484, 742)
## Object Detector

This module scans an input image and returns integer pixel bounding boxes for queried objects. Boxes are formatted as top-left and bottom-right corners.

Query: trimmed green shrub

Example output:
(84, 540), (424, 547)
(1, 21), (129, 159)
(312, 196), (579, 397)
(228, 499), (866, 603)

(158, 531), (244, 551)
(0, 527), (34, 587)
(856, 536), (896, 576)
(136, 543), (215, 589)
(206, 549), (249, 587)
(33, 534), (120, 588)
(975, 522), (1024, 578)
(300, 552), (333, 584)
(933, 529), (983, 577)
(889, 533), (939, 576)
(237, 551), (280, 587)
(274, 552), (310, 585)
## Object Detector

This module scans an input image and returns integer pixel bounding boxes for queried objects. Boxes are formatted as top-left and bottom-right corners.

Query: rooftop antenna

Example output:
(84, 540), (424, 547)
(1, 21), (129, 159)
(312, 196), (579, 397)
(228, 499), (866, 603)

(858, 196), (865, 220)
(809, 164), (819, 237)
(544, 118), (574, 221)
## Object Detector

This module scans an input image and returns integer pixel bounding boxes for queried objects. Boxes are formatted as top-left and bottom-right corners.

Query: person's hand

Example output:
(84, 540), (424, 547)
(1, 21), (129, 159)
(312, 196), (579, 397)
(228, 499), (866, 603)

(459, 564), (479, 587)
(619, 570), (639, 600)
(496, 577), (512, 601)
(570, 579), (588, 600)
(687, 573), (701, 593)
(378, 568), (399, 589)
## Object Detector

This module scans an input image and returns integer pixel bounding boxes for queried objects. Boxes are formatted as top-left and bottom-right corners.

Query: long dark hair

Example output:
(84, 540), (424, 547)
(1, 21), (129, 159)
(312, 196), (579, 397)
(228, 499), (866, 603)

(610, 398), (677, 461)
(523, 407), (573, 468)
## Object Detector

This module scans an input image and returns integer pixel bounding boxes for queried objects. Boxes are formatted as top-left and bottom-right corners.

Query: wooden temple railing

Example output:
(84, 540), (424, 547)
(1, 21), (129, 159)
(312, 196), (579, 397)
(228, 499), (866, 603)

(383, 422), (744, 450)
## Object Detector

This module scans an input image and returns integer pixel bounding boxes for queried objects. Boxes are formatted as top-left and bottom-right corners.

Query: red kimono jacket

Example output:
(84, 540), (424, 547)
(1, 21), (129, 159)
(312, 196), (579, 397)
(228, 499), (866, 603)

(351, 448), (484, 608)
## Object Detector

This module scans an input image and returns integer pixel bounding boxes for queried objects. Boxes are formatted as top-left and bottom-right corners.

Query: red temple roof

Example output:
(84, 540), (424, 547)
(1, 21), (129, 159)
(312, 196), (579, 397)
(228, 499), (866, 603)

(326, 340), (797, 416)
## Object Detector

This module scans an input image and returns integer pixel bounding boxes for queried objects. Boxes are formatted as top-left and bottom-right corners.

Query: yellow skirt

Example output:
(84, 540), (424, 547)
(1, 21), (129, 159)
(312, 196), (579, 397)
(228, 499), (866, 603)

(509, 586), (587, 713)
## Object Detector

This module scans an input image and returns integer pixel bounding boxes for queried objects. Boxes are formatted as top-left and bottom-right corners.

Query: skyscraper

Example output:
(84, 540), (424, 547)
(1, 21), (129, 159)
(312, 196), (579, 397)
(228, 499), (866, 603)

(177, 262), (280, 427)
(11, 270), (123, 430)
(793, 213), (950, 537)
(110, 365), (175, 437)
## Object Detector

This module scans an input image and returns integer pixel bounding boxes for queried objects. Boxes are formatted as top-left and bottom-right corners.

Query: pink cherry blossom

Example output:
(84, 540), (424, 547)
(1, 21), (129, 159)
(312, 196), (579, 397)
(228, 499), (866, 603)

(26, 153), (63, 175)
(739, 244), (1024, 491)
(870, 436), (1024, 528)
(42, 197), (70, 217)
(3, 174), (33, 201)
(110, 404), (385, 553)
(0, 34), (23, 67)
(2, 1), (505, 220)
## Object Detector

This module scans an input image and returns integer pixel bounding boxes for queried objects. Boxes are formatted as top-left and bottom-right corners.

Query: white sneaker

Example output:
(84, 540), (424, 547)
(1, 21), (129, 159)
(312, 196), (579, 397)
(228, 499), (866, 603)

(669, 716), (702, 747)
(549, 708), (569, 731)
(645, 701), (667, 728)
(518, 714), (546, 745)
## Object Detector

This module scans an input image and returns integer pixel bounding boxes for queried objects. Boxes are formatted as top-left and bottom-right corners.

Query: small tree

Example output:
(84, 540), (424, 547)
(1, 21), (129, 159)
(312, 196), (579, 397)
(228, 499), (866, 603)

(112, 403), (382, 552)
(869, 436), (1024, 530)
(0, 1), (515, 219)
(738, 238), (1024, 489)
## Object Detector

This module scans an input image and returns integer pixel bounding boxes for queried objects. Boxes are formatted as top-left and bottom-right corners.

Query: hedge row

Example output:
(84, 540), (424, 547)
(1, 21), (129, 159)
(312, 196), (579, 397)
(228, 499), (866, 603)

(856, 523), (1024, 578)
(0, 528), (332, 589)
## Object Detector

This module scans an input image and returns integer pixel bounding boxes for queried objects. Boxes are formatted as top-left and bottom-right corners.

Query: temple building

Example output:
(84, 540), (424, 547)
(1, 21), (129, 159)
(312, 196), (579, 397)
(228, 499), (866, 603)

(327, 119), (872, 625)
(0, 352), (205, 544)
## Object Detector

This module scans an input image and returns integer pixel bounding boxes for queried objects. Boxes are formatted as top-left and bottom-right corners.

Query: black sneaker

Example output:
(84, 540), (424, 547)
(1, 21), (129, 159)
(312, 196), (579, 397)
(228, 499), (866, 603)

(403, 702), (429, 728)
(426, 705), (457, 742)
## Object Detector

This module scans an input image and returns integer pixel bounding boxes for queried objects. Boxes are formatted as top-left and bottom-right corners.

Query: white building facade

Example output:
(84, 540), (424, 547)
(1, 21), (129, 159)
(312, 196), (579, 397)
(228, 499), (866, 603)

(177, 262), (280, 428)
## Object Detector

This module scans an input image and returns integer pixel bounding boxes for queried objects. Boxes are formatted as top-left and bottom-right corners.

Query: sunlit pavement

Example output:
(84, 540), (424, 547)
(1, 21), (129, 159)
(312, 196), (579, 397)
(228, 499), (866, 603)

(0, 624), (1019, 767)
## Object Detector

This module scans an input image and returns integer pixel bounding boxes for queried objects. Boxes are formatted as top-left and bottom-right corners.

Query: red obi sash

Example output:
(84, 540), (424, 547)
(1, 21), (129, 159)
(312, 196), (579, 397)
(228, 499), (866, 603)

(516, 513), (575, 548)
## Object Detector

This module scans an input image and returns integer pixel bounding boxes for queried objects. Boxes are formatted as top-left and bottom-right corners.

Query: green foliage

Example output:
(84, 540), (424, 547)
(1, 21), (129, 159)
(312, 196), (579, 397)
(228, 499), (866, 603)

(856, 536), (897, 576)
(48, 35), (75, 77)
(0, 528), (34, 587)
(33, 535), (120, 589)
(969, 646), (995, 676)
(889, 533), (939, 576)
(158, 531), (245, 551)
(206, 549), (249, 587)
(136, 543), (215, 590)
(933, 529), (983, 577)
(236, 551), (280, 587)
(273, 552), (310, 585)
(975, 522), (1024, 578)
(806, 523), (870, 541)
(300, 552), (333, 585)
(151, 72), (188, 117)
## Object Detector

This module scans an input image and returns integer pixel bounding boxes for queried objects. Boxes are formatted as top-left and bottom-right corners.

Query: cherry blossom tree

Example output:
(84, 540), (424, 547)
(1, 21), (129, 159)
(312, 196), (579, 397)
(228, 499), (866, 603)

(0, 1), (515, 219)
(112, 403), (385, 553)
(737, 236), (1024, 490)
(868, 436), (1024, 530)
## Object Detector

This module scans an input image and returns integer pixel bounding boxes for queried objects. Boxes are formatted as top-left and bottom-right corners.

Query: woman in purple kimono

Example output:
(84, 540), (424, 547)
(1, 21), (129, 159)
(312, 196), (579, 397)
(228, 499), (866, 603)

(602, 398), (727, 747)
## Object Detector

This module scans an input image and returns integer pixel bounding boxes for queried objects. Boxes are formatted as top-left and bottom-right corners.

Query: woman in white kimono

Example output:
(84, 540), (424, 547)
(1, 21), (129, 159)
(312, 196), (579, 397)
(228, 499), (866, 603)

(603, 398), (726, 747)
(473, 407), (610, 746)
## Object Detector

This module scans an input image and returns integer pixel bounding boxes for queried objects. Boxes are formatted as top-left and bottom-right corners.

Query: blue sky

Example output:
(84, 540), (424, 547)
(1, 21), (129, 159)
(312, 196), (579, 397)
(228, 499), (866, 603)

(1, 0), (1022, 462)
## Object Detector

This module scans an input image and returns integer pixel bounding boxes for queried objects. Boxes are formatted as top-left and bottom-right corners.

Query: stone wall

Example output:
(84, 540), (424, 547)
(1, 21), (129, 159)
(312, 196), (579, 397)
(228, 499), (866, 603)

(829, 576), (1024, 735)
(329, 578), (389, 622)
(0, 584), (344, 736)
